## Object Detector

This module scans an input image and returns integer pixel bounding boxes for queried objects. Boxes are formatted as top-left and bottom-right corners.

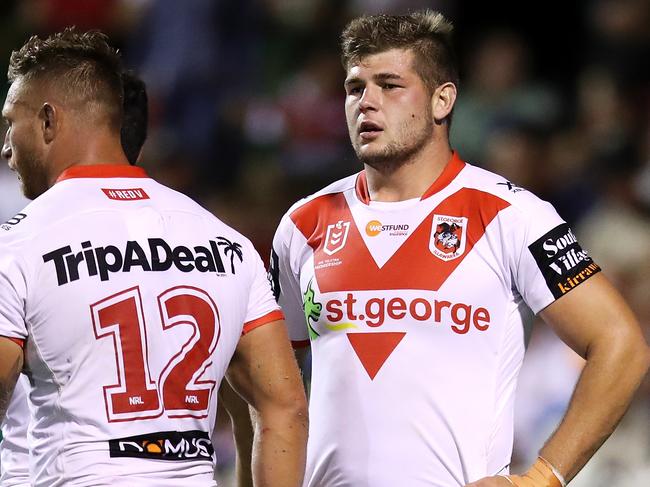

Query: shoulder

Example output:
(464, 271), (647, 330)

(277, 173), (357, 234)
(149, 181), (260, 255)
(458, 162), (558, 219)
(0, 193), (52, 247)
(286, 173), (357, 219)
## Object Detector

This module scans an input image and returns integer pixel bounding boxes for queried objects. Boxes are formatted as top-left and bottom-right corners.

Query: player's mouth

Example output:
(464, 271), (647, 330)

(359, 120), (383, 141)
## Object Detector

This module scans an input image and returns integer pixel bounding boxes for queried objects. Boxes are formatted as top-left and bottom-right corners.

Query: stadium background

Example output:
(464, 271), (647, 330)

(0, 0), (647, 485)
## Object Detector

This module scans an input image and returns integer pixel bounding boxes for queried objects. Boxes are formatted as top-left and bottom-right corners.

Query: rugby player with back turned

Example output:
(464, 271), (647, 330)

(0, 28), (307, 487)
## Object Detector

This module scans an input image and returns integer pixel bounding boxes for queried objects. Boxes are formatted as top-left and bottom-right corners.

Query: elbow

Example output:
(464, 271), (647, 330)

(590, 326), (650, 382)
(611, 329), (650, 379)
(628, 333), (650, 377)
(257, 390), (309, 433)
(288, 392), (309, 431)
(640, 342), (650, 377)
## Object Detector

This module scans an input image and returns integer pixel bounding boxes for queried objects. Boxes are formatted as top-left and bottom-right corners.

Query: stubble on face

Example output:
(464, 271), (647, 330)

(3, 79), (50, 200)
(15, 143), (49, 200)
(353, 104), (434, 174)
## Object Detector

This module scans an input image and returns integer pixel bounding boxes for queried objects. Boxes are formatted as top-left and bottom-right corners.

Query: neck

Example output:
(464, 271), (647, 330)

(47, 129), (129, 188)
(364, 142), (453, 202)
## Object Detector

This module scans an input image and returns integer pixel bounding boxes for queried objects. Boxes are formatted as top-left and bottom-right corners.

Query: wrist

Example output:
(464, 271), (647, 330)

(506, 457), (566, 487)
(537, 456), (566, 487)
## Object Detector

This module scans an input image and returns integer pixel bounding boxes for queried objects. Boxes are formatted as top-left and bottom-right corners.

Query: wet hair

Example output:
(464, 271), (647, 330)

(341, 10), (459, 92)
(8, 27), (124, 130)
(120, 71), (148, 165)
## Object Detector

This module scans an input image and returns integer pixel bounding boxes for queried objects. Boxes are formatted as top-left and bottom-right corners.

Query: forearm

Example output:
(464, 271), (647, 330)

(220, 381), (255, 487)
(231, 406), (255, 487)
(252, 404), (308, 487)
(538, 336), (650, 483)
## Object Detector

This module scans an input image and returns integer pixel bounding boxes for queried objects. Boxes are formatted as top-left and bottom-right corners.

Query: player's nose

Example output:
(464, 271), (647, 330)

(359, 86), (380, 112)
(1, 143), (11, 160)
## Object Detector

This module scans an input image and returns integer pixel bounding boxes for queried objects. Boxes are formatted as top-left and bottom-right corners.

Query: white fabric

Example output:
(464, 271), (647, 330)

(0, 167), (280, 486)
(271, 159), (599, 487)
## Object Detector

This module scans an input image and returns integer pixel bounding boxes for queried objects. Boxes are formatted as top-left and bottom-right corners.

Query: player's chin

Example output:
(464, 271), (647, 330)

(356, 142), (383, 157)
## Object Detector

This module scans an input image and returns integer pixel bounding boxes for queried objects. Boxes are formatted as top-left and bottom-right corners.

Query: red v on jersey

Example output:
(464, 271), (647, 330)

(290, 188), (510, 293)
(347, 332), (406, 380)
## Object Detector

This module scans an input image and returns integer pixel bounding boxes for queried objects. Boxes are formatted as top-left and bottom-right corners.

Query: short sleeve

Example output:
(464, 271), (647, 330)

(511, 197), (601, 314)
(0, 250), (28, 341)
(269, 214), (309, 346)
(241, 247), (283, 335)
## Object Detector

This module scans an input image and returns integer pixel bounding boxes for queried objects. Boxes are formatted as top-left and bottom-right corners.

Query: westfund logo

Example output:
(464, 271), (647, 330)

(528, 223), (601, 299)
(109, 430), (214, 461)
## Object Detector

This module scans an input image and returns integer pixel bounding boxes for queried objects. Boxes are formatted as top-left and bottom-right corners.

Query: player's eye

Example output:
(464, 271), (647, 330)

(347, 86), (363, 96)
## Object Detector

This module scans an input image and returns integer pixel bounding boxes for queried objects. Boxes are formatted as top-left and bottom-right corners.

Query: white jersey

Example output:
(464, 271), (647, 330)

(269, 153), (600, 487)
(0, 165), (282, 487)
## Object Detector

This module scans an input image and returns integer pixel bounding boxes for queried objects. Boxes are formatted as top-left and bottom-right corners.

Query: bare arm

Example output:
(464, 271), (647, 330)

(226, 320), (308, 487)
(467, 273), (650, 486)
(219, 379), (254, 487)
(0, 337), (23, 422)
(536, 273), (649, 481)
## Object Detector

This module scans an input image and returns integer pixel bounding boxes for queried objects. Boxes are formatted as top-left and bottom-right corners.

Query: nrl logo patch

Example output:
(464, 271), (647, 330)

(323, 220), (350, 256)
(430, 215), (468, 261)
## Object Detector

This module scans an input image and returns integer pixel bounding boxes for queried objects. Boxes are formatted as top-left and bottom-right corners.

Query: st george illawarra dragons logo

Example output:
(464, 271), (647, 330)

(430, 214), (468, 261)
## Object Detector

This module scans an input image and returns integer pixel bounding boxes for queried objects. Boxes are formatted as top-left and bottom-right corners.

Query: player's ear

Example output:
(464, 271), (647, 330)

(39, 102), (59, 144)
(431, 82), (457, 123)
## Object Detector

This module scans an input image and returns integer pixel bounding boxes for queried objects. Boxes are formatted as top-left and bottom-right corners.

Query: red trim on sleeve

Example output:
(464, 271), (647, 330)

(242, 310), (284, 335)
(291, 340), (311, 349)
(56, 164), (149, 183)
(1, 336), (25, 349)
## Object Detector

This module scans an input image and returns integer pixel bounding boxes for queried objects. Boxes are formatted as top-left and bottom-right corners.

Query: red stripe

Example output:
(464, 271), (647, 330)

(56, 164), (149, 183)
(354, 151), (465, 204)
(1, 336), (25, 348)
(242, 310), (284, 335)
(292, 188), (510, 293)
(420, 152), (465, 200)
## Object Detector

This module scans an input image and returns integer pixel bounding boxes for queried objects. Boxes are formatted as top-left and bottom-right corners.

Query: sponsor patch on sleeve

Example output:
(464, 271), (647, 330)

(1, 213), (27, 231)
(528, 223), (601, 299)
(108, 430), (214, 461)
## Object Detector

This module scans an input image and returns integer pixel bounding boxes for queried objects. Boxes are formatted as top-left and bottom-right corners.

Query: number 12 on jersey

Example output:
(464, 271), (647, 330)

(91, 286), (220, 422)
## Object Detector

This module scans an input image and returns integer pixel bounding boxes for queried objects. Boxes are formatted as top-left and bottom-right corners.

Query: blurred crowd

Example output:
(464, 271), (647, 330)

(0, 0), (648, 485)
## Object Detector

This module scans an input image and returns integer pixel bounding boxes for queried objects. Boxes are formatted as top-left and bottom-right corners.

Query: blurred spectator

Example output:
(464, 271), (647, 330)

(450, 30), (561, 164)
(267, 48), (351, 181)
(127, 0), (264, 193)
(583, 0), (649, 91)
(482, 119), (550, 196)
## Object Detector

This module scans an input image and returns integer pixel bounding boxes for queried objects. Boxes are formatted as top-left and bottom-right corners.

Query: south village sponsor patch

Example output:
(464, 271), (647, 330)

(528, 223), (601, 299)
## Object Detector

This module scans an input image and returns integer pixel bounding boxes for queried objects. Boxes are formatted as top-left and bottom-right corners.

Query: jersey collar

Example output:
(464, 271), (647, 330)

(354, 151), (465, 205)
(56, 164), (149, 183)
